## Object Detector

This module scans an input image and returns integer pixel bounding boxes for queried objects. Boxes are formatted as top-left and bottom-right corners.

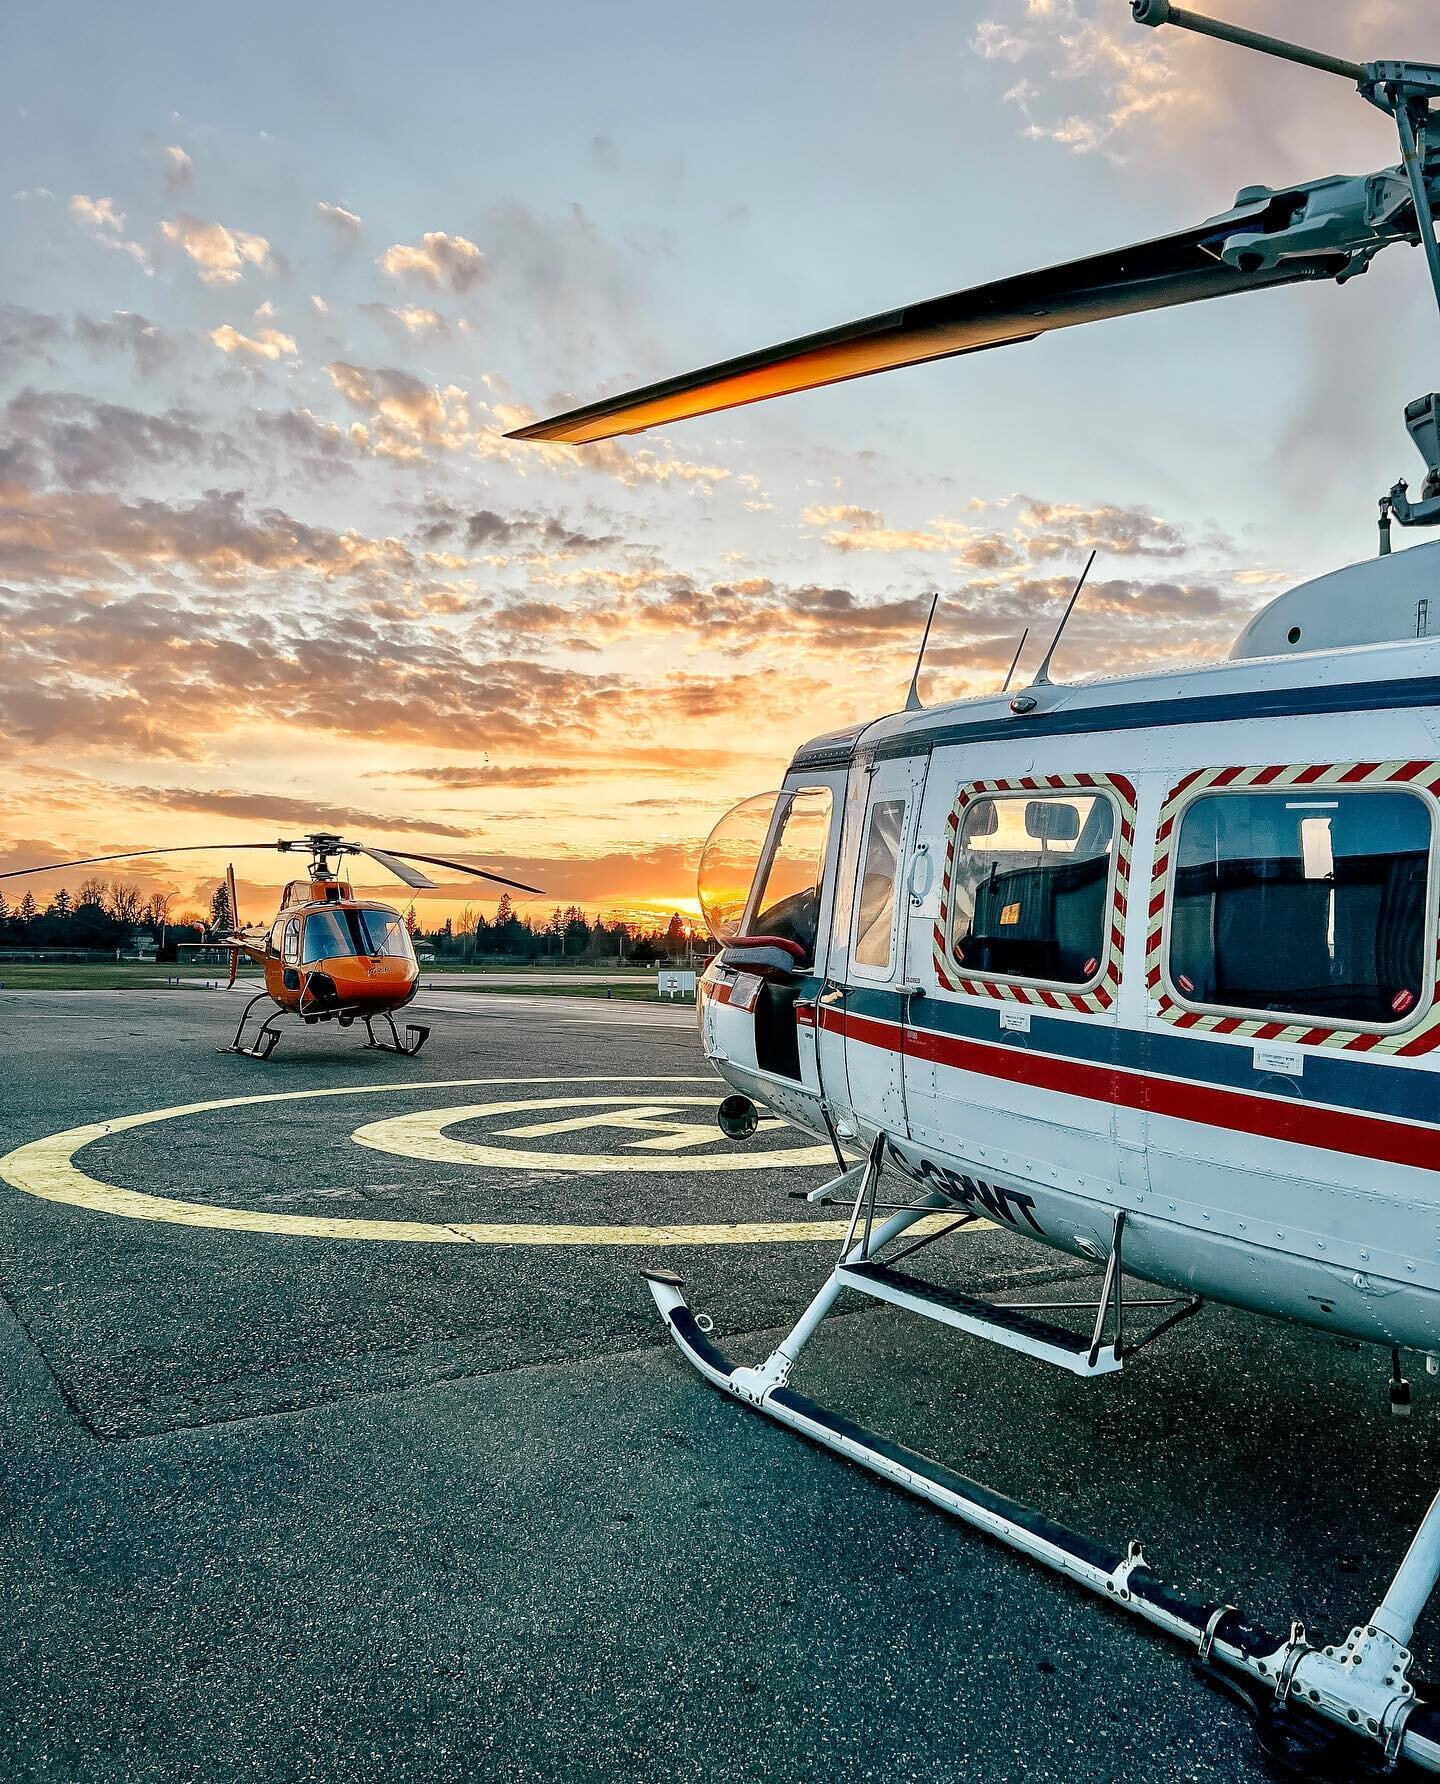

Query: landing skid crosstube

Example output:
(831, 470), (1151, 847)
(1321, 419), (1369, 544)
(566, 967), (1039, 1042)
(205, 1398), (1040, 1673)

(363, 1011), (430, 1057)
(643, 1137), (1440, 1774)
(223, 989), (284, 1060)
(221, 991), (430, 1061)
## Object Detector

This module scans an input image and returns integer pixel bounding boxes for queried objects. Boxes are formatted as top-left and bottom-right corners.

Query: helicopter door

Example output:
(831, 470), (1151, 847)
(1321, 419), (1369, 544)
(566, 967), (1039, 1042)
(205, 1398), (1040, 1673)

(817, 755), (931, 1136)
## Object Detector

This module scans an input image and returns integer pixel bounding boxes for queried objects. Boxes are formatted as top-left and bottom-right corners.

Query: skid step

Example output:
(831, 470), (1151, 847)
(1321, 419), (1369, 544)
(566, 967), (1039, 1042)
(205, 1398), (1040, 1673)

(836, 1259), (1122, 1376)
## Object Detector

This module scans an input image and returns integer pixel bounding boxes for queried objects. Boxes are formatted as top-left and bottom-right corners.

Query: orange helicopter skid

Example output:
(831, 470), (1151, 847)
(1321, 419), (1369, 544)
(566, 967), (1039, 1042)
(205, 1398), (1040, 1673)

(225, 975), (430, 1062)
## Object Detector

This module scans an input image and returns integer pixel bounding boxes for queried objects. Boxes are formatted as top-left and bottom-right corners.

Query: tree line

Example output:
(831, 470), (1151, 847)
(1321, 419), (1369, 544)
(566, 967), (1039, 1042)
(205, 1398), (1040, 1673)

(434, 895), (699, 964)
(0, 877), (703, 965)
(0, 877), (211, 951)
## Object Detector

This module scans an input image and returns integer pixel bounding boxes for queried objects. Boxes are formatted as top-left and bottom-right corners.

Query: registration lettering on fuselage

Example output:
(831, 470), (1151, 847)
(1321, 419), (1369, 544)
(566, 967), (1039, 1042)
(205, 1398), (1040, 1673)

(883, 1136), (1044, 1233)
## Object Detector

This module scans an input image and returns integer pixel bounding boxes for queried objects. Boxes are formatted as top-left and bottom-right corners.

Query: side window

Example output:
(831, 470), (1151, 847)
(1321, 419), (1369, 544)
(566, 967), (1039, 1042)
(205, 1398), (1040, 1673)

(268, 920), (285, 958)
(853, 800), (907, 973)
(950, 790), (1115, 988)
(282, 918), (300, 966)
(747, 787), (834, 964)
(1167, 788), (1432, 1027)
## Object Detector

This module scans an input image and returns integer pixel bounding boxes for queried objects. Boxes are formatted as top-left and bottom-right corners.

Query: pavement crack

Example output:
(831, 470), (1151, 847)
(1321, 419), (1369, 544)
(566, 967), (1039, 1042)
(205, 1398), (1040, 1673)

(0, 1278), (103, 1440)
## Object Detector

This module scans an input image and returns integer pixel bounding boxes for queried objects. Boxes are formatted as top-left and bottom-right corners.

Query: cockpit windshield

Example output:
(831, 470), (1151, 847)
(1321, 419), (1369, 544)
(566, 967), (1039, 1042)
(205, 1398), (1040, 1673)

(697, 787), (833, 955)
(747, 788), (833, 960)
(302, 907), (415, 963)
(697, 792), (782, 945)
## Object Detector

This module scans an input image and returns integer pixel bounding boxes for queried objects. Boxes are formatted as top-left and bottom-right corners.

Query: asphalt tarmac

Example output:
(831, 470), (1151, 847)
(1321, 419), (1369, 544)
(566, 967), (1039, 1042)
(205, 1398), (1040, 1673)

(2, 987), (1436, 1783)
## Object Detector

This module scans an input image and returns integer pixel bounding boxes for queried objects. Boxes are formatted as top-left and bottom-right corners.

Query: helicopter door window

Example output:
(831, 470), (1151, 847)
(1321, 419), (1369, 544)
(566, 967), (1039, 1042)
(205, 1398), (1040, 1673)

(853, 800), (907, 974)
(745, 787), (834, 966)
(267, 920), (285, 958)
(949, 791), (1115, 989)
(281, 918), (300, 966)
(1167, 787), (1433, 1028)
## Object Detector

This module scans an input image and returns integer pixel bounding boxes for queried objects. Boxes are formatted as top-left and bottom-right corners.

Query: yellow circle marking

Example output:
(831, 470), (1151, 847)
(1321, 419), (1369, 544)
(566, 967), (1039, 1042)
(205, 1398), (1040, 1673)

(0, 1075), (960, 1247)
(353, 1096), (836, 1174)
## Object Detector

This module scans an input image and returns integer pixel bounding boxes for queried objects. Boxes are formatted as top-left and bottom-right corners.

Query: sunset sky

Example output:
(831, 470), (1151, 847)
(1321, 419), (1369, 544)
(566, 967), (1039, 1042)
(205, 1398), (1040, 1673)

(3, 0), (1439, 926)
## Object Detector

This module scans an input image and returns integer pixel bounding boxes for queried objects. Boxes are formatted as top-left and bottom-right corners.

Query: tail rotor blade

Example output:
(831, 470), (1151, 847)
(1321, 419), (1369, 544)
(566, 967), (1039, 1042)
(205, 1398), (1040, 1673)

(226, 862), (240, 931)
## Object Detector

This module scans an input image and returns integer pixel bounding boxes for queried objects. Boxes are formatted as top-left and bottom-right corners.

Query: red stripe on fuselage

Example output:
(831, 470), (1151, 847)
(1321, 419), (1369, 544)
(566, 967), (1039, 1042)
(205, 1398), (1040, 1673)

(825, 1008), (1440, 1174)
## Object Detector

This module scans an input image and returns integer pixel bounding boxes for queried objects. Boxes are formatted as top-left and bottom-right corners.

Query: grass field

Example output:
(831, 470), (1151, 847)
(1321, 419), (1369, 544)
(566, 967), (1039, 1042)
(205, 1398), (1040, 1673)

(0, 962), (686, 1000)
(0, 963), (254, 991)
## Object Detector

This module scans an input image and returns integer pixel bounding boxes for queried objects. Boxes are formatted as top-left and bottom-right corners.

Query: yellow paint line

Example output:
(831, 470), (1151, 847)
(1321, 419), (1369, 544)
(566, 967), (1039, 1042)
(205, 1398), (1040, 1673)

(0, 1076), (990, 1248)
(352, 1097), (836, 1174)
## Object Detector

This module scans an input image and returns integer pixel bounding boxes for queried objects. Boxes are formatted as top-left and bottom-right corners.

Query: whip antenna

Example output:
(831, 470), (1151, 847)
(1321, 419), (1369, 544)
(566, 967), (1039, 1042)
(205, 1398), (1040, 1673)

(1030, 550), (1097, 689)
(1000, 627), (1030, 694)
(903, 592), (940, 713)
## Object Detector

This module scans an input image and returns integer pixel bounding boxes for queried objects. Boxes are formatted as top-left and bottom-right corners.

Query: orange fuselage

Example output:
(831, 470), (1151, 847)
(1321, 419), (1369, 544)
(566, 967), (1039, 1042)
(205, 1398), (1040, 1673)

(238, 879), (419, 1018)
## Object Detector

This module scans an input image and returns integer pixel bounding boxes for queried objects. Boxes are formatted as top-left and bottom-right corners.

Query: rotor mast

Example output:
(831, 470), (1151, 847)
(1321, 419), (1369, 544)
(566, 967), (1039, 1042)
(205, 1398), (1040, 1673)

(1134, 0), (1440, 552)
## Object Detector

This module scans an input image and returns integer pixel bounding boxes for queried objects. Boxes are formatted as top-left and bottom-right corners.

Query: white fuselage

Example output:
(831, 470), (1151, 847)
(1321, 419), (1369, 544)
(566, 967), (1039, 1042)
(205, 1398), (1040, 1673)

(702, 628), (1440, 1355)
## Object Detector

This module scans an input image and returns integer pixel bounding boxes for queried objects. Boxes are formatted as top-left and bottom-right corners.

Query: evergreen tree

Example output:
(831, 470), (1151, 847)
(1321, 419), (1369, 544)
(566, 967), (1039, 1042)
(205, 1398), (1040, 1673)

(405, 906), (419, 938)
(208, 882), (233, 933)
(495, 892), (515, 926)
(0, 889), (9, 922)
(17, 891), (38, 925)
(48, 887), (73, 919)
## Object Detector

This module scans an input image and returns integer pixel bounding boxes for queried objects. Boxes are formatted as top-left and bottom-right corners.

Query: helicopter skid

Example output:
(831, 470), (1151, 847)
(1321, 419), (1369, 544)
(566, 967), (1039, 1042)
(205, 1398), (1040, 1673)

(221, 990), (429, 1059)
(222, 989), (285, 1060)
(641, 1231), (1440, 1773)
(226, 1023), (282, 1061)
(363, 1011), (431, 1057)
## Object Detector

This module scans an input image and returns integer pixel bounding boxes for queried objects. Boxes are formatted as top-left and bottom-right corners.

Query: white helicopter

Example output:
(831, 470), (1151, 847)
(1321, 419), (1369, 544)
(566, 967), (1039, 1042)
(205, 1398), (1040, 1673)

(514, 3), (1440, 1771)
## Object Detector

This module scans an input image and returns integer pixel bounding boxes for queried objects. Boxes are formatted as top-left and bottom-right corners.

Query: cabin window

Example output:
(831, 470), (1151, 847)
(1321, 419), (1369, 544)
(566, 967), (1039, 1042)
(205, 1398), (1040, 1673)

(1167, 788), (1432, 1027)
(949, 791), (1115, 988)
(854, 800), (907, 973)
(281, 918), (300, 966)
(746, 787), (834, 964)
(268, 920), (285, 958)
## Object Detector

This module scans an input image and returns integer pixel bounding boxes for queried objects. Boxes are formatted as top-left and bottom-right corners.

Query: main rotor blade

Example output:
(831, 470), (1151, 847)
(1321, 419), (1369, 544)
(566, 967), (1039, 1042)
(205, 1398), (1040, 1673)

(358, 846), (437, 891)
(383, 850), (545, 896)
(507, 200), (1344, 444)
(0, 843), (282, 881)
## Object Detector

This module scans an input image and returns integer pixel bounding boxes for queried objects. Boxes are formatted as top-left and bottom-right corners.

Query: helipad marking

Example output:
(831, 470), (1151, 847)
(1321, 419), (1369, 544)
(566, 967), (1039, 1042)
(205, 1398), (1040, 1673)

(353, 1097), (838, 1174)
(0, 1076), (973, 1247)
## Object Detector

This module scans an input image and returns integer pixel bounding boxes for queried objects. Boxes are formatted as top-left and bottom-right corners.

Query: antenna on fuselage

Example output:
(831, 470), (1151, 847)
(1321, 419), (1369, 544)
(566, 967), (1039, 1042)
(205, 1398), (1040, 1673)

(1029, 550), (1097, 689)
(1000, 628), (1030, 693)
(903, 592), (940, 712)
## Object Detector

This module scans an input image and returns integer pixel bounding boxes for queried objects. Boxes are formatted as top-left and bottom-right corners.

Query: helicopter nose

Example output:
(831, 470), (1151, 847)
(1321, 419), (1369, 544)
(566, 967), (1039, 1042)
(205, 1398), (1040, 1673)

(315, 957), (416, 1002)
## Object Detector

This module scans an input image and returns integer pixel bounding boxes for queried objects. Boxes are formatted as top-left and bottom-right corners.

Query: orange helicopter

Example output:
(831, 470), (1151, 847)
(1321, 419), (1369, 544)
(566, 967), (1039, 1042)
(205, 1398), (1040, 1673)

(0, 832), (543, 1059)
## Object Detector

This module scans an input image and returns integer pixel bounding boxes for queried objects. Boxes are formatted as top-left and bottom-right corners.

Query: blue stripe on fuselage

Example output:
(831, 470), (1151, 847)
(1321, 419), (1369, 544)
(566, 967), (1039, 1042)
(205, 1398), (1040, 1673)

(839, 984), (1440, 1127)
